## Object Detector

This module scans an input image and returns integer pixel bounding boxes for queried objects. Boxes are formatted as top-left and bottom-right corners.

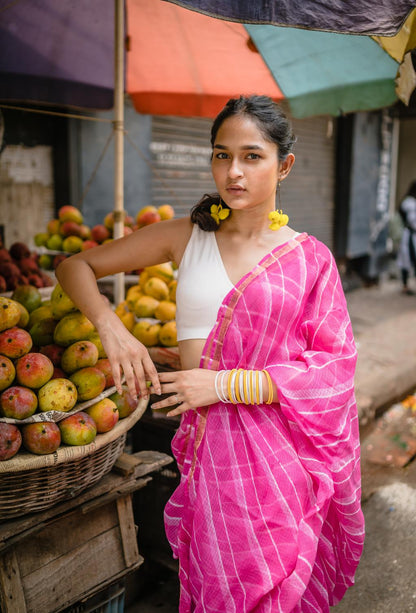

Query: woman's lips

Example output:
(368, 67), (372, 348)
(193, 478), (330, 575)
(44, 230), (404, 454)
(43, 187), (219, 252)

(226, 185), (245, 194)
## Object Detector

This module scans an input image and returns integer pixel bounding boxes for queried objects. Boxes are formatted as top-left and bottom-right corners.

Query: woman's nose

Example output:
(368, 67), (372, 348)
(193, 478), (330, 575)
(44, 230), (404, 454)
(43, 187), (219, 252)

(228, 159), (243, 178)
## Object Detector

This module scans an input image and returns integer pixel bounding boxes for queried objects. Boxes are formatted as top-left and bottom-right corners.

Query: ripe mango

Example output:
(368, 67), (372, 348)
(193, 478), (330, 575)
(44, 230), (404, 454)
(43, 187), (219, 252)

(28, 304), (55, 329)
(50, 283), (78, 319)
(70, 366), (106, 401)
(11, 285), (42, 313)
(158, 321), (177, 347)
(119, 311), (135, 333)
(133, 320), (161, 347)
(154, 300), (176, 322)
(144, 277), (169, 300)
(29, 317), (57, 347)
(0, 297), (21, 332)
(144, 262), (174, 283)
(88, 332), (107, 358)
(168, 279), (177, 303)
(125, 286), (143, 311)
(53, 312), (95, 347)
(61, 340), (99, 374)
(134, 295), (159, 318)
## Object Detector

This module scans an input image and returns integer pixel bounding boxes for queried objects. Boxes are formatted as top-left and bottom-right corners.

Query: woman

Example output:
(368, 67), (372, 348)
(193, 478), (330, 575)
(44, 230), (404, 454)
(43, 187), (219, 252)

(397, 181), (416, 294)
(56, 95), (364, 612)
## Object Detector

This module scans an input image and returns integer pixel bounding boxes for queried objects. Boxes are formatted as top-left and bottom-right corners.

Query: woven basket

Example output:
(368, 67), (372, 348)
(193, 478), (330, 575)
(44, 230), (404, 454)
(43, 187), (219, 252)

(0, 398), (148, 521)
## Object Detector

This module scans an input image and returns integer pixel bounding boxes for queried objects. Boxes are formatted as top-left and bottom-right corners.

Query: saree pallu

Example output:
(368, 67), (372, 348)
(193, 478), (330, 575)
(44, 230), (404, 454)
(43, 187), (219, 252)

(164, 234), (365, 613)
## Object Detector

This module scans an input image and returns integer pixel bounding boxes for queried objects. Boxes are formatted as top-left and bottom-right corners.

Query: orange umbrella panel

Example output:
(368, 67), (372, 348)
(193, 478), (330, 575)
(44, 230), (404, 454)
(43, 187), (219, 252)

(126, 0), (284, 118)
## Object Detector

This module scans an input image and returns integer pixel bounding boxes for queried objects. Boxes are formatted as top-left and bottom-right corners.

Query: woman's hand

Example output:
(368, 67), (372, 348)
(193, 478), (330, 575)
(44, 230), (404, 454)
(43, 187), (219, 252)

(150, 368), (218, 417)
(95, 313), (161, 401)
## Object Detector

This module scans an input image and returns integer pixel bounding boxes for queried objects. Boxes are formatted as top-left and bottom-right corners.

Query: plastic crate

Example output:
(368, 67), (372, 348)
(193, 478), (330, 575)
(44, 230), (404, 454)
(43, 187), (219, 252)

(65, 582), (125, 613)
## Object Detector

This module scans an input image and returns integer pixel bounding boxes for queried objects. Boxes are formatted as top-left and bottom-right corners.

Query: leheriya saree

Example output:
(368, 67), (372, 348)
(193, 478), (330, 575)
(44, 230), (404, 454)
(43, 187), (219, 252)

(165, 233), (365, 612)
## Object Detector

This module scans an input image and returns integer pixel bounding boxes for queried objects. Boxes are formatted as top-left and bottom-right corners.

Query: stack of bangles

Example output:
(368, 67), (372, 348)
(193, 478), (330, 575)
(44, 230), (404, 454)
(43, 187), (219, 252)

(214, 369), (274, 405)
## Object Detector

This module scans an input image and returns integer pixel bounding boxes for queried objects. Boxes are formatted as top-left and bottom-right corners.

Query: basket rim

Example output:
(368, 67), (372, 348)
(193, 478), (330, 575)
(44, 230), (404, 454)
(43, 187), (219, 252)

(0, 397), (148, 474)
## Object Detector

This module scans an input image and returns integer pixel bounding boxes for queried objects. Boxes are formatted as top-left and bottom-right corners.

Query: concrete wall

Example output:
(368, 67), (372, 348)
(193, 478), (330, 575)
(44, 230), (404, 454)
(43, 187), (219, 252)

(396, 118), (416, 204)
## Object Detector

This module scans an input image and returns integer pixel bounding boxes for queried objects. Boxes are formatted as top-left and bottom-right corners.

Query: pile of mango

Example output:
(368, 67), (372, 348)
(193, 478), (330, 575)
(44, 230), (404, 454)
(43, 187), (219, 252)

(0, 285), (135, 461)
(35, 204), (175, 267)
(115, 262), (177, 348)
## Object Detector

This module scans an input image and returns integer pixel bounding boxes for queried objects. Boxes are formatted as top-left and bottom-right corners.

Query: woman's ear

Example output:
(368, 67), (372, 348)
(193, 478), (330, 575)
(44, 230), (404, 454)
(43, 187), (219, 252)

(278, 153), (295, 181)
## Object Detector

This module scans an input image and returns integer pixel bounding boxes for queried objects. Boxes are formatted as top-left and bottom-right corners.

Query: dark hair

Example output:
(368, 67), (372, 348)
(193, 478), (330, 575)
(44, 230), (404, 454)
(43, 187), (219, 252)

(407, 181), (416, 199)
(191, 95), (296, 231)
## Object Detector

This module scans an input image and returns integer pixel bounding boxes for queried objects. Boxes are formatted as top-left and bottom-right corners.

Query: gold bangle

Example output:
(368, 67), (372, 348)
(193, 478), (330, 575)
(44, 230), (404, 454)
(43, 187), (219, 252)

(248, 370), (254, 404)
(255, 371), (260, 404)
(228, 369), (237, 404)
(243, 370), (249, 404)
(262, 369), (274, 405)
(235, 369), (243, 403)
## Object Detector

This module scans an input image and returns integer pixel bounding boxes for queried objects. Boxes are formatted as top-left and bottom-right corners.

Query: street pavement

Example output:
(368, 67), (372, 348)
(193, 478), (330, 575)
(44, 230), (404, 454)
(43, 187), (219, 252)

(127, 277), (416, 612)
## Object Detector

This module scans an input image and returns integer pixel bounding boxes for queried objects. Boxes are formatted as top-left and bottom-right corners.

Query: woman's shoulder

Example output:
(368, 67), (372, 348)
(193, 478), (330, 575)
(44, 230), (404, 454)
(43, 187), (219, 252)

(297, 233), (334, 260)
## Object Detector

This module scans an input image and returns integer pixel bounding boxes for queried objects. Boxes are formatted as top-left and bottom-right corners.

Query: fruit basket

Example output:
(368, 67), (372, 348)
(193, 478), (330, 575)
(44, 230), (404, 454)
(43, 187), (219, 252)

(0, 397), (148, 521)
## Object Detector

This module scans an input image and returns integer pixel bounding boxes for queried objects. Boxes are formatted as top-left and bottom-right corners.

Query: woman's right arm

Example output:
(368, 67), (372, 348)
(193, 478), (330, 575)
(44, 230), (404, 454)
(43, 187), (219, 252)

(55, 218), (190, 399)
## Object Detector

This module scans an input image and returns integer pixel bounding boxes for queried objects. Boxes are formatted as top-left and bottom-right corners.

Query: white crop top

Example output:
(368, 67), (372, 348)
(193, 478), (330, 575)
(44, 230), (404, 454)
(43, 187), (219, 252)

(176, 225), (234, 341)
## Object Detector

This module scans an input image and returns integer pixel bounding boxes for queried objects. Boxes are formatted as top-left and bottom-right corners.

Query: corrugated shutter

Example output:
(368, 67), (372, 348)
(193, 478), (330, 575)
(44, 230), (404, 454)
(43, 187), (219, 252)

(151, 113), (335, 248)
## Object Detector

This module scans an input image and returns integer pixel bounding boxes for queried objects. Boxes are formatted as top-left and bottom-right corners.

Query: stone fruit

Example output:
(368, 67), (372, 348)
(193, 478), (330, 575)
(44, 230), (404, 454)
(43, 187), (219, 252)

(158, 204), (175, 220)
(50, 283), (78, 319)
(39, 343), (65, 366)
(62, 235), (83, 253)
(22, 422), (61, 455)
(59, 411), (97, 446)
(47, 218), (60, 235)
(38, 377), (78, 412)
(34, 232), (50, 247)
(85, 398), (119, 433)
(168, 279), (177, 302)
(79, 224), (92, 240)
(9, 242), (31, 261)
(144, 262), (174, 283)
(15, 353), (54, 388)
(61, 340), (99, 374)
(91, 224), (111, 244)
(144, 277), (169, 300)
(109, 387), (137, 418)
(28, 304), (54, 328)
(158, 321), (178, 347)
(134, 295), (159, 318)
(88, 332), (107, 358)
(69, 366), (106, 401)
(0, 385), (38, 419)
(94, 358), (114, 388)
(0, 297), (22, 331)
(54, 312), (95, 346)
(0, 423), (22, 460)
(81, 240), (99, 251)
(133, 320), (161, 347)
(16, 302), (30, 328)
(125, 286), (143, 310)
(103, 212), (115, 230)
(11, 285), (42, 313)
(136, 205), (161, 226)
(119, 311), (135, 333)
(46, 233), (63, 251)
(0, 327), (33, 358)
(29, 318), (57, 347)
(52, 366), (66, 379)
(38, 253), (54, 270)
(0, 276), (6, 293)
(154, 300), (176, 322)
(59, 221), (82, 237)
(0, 357), (16, 391)
(58, 205), (83, 225)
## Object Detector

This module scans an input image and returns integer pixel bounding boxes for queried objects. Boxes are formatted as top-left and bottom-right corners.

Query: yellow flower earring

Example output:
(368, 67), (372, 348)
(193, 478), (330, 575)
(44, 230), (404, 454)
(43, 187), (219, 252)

(269, 180), (289, 231)
(210, 198), (230, 225)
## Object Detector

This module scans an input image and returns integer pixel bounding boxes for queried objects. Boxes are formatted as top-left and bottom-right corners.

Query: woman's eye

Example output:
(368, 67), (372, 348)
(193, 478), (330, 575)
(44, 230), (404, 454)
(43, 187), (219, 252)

(215, 152), (229, 159)
(247, 153), (260, 160)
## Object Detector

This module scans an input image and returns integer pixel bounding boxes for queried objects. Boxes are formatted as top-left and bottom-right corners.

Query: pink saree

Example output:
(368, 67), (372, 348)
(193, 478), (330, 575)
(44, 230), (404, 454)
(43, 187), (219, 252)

(164, 233), (365, 612)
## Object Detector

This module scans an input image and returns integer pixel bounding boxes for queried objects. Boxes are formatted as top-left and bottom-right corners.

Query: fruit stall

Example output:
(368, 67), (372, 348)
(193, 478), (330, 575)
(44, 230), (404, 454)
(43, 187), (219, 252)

(0, 203), (181, 612)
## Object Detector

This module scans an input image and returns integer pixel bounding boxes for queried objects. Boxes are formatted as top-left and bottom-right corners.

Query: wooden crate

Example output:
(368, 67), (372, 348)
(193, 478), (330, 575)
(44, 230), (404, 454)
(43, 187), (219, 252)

(0, 450), (173, 613)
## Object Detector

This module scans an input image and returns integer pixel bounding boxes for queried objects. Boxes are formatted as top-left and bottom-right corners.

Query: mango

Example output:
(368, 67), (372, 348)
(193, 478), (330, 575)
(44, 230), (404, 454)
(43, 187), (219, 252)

(70, 366), (106, 401)
(119, 311), (135, 333)
(154, 300), (176, 322)
(38, 377), (78, 412)
(168, 279), (177, 303)
(50, 283), (78, 319)
(53, 312), (95, 347)
(0, 356), (16, 391)
(134, 295), (159, 318)
(133, 320), (161, 347)
(88, 332), (107, 358)
(144, 262), (174, 283)
(158, 321), (177, 347)
(144, 277), (169, 300)
(0, 297), (21, 332)
(61, 340), (99, 374)
(11, 285), (42, 313)
(16, 302), (30, 328)
(28, 304), (55, 329)
(30, 317), (57, 347)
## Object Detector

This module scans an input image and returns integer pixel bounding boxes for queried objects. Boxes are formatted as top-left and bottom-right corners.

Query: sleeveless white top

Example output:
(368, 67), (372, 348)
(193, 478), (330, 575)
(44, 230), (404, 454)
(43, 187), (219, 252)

(176, 225), (234, 341)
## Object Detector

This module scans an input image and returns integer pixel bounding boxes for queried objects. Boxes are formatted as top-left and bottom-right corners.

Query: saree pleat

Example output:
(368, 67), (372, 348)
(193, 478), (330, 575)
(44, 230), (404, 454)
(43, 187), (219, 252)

(164, 234), (365, 612)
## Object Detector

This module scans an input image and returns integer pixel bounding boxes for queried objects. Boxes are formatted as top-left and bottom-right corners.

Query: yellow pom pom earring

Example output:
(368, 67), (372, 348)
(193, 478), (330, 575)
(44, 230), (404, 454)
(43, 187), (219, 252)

(269, 180), (289, 231)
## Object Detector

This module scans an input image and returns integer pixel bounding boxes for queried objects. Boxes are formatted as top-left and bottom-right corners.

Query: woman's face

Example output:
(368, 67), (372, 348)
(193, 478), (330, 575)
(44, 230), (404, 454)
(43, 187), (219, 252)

(211, 115), (288, 213)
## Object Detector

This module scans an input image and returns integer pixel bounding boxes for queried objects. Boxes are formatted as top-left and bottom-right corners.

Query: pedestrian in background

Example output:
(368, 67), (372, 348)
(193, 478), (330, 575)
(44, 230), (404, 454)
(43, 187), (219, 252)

(397, 180), (416, 294)
(56, 95), (364, 612)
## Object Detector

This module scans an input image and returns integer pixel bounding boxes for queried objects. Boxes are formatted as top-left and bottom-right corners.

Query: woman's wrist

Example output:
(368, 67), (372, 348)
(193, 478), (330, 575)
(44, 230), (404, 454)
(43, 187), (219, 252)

(214, 369), (275, 405)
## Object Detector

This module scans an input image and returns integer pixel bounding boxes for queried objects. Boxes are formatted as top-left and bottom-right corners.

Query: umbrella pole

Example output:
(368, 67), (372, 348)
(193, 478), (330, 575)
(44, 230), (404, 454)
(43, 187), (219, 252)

(113, 0), (125, 305)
